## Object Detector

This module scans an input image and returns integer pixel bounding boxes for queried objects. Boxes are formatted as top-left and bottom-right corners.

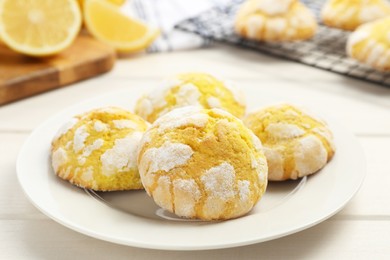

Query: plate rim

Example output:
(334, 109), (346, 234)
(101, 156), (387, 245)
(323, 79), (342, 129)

(16, 90), (366, 251)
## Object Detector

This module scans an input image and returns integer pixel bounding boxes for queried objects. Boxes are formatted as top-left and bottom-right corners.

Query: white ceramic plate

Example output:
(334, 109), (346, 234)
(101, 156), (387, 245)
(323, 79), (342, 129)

(17, 88), (366, 251)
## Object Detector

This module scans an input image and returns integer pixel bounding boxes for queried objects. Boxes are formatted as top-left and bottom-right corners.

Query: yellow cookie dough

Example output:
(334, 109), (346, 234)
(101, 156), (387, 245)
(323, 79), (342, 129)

(134, 72), (246, 123)
(51, 107), (149, 191)
(137, 106), (268, 220)
(321, 0), (390, 31)
(234, 0), (317, 42)
(347, 17), (390, 71)
(244, 104), (335, 181)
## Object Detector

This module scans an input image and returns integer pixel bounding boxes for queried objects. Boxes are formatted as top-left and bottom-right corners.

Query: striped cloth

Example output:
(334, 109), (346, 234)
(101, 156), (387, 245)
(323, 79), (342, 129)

(122, 0), (231, 52)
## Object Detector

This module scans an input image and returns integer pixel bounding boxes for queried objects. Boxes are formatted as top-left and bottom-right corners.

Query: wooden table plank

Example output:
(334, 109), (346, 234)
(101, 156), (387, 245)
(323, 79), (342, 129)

(1, 219), (389, 259)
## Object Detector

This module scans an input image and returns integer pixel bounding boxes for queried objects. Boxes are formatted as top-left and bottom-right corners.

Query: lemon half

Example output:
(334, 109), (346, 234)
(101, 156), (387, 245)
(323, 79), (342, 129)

(0, 0), (82, 57)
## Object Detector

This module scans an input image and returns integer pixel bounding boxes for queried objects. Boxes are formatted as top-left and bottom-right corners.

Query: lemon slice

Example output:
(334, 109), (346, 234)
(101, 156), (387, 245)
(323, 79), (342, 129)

(0, 0), (82, 56)
(84, 0), (160, 53)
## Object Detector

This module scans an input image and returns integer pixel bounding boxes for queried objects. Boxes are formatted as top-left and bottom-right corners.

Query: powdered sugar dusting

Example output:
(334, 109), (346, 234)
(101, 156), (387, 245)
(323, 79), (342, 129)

(359, 5), (388, 23)
(201, 162), (236, 218)
(154, 106), (204, 127)
(211, 108), (233, 117)
(65, 141), (72, 149)
(257, 0), (294, 15)
(267, 18), (287, 34)
(297, 6), (315, 25)
(84, 139), (104, 157)
(140, 171), (156, 194)
(73, 125), (89, 153)
(201, 162), (236, 201)
(149, 91), (169, 110)
(138, 82), (172, 118)
(156, 108), (209, 132)
(175, 83), (201, 106)
(289, 15), (299, 27)
(162, 113), (208, 131)
(136, 97), (154, 118)
(100, 132), (143, 176)
(257, 160), (268, 184)
(61, 166), (72, 179)
(52, 148), (68, 172)
(266, 123), (305, 139)
(215, 118), (241, 143)
(207, 96), (222, 108)
(312, 127), (333, 143)
(78, 157), (86, 165)
(173, 179), (201, 217)
(238, 180), (250, 202)
(71, 168), (80, 182)
(376, 50), (389, 67)
(78, 139), (104, 165)
(113, 120), (139, 129)
(367, 44), (384, 66)
(94, 121), (108, 132)
(250, 153), (258, 169)
(263, 147), (283, 180)
(347, 28), (370, 55)
(139, 130), (152, 148)
(247, 15), (264, 39)
(157, 106), (201, 121)
(127, 132), (144, 167)
(250, 132), (263, 152)
(294, 135), (327, 177)
(284, 109), (299, 117)
(153, 176), (173, 211)
(140, 141), (193, 175)
(147, 79), (182, 108)
(81, 166), (94, 182)
(53, 118), (78, 140)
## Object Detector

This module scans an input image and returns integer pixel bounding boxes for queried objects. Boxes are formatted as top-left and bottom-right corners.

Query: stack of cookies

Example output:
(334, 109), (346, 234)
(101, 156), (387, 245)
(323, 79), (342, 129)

(51, 72), (335, 221)
(234, 0), (390, 71)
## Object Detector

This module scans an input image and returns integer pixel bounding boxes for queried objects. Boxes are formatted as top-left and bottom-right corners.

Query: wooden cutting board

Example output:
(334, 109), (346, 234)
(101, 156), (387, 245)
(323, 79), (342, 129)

(0, 34), (116, 106)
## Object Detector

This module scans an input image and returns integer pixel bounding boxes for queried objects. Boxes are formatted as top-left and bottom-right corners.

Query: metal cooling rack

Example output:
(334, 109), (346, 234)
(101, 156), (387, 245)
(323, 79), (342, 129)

(176, 0), (390, 87)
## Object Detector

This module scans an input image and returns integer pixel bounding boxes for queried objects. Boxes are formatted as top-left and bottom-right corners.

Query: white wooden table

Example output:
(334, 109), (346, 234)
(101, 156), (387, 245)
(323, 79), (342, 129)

(2, 44), (390, 259)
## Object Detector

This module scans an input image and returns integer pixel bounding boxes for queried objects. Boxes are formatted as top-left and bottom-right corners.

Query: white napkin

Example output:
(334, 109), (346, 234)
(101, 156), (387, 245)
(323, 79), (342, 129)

(122, 0), (232, 52)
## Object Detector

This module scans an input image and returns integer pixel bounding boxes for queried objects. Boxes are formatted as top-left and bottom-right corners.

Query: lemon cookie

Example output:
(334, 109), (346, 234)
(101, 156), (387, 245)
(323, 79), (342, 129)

(137, 107), (268, 220)
(134, 72), (246, 123)
(234, 0), (317, 42)
(51, 107), (149, 191)
(244, 104), (335, 181)
(321, 0), (390, 31)
(347, 17), (390, 71)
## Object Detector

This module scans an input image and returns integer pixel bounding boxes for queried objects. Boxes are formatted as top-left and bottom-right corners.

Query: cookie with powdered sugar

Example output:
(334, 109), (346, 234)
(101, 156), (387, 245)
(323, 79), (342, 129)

(244, 104), (335, 181)
(347, 17), (390, 71)
(51, 107), (149, 191)
(321, 0), (390, 31)
(234, 0), (317, 42)
(134, 72), (246, 123)
(137, 106), (268, 220)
